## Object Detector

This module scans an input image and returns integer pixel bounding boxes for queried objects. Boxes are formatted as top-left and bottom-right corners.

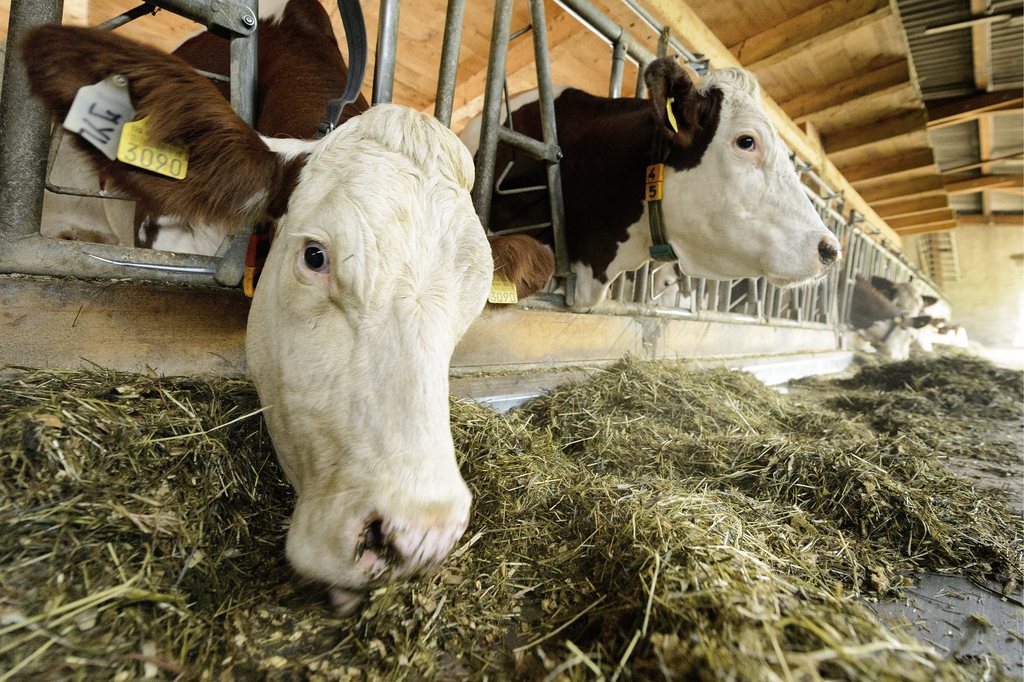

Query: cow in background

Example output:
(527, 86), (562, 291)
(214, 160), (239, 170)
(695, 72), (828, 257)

(461, 59), (841, 310)
(849, 276), (932, 360)
(869, 275), (953, 353)
(39, 0), (368, 252)
(24, 24), (551, 612)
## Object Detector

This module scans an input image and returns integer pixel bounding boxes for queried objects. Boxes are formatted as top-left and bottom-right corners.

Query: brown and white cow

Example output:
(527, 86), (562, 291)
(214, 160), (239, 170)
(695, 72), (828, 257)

(461, 60), (841, 310)
(849, 276), (932, 360)
(23, 24), (551, 610)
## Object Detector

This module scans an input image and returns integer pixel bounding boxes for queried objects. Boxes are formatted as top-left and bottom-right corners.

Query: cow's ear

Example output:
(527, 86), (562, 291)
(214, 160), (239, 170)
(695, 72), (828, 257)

(644, 57), (711, 147)
(488, 235), (554, 302)
(22, 25), (302, 231)
(869, 276), (898, 300)
(908, 315), (933, 329)
(921, 295), (939, 308)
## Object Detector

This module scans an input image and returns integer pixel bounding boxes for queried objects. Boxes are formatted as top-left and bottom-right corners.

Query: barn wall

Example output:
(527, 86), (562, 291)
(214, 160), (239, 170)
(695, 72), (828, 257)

(905, 226), (1024, 349)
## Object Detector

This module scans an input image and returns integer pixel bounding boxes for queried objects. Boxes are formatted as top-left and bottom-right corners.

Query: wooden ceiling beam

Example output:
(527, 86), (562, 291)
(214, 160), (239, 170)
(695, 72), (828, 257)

(941, 151), (1024, 174)
(895, 220), (959, 236)
(796, 83), (917, 128)
(926, 89), (1024, 128)
(971, 0), (992, 91)
(731, 0), (891, 73)
(823, 110), (928, 155)
(860, 175), (947, 203)
(842, 149), (935, 184)
(779, 60), (909, 121)
(886, 208), (957, 230)
(958, 214), (1024, 226)
(637, 0), (903, 246)
(944, 174), (1023, 195)
(875, 195), (950, 218)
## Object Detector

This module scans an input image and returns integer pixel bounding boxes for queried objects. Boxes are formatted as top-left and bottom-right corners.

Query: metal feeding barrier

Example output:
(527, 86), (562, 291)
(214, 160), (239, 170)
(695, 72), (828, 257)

(0, 0), (943, 335)
(468, 0), (945, 327)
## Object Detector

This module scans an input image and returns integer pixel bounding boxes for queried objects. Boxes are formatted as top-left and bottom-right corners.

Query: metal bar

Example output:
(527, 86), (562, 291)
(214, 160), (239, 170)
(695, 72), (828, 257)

(372, 0), (401, 104)
(528, 0), (572, 302)
(471, 0), (514, 231)
(495, 127), (560, 163)
(634, 62), (648, 98)
(145, 0), (256, 35)
(0, 0), (64, 245)
(557, 0), (654, 65)
(433, 0), (466, 127)
(609, 40), (627, 97)
(0, 235), (222, 285)
(619, 0), (699, 62)
(94, 3), (156, 31)
(229, 0), (258, 126)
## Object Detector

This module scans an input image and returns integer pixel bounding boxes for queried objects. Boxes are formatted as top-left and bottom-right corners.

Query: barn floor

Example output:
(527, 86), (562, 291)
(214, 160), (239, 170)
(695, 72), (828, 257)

(0, 351), (1020, 680)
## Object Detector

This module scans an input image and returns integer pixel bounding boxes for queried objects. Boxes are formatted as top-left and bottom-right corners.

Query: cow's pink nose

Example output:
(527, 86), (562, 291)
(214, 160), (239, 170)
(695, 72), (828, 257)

(331, 512), (468, 613)
(818, 237), (839, 266)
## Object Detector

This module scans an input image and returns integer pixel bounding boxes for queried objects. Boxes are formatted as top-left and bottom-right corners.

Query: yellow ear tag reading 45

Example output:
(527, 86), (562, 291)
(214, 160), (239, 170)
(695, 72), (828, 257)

(487, 273), (519, 305)
(117, 116), (189, 180)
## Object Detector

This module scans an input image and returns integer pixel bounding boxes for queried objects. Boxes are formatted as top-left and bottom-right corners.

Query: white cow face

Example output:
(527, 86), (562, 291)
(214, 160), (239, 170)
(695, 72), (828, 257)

(655, 66), (840, 287)
(246, 106), (492, 603)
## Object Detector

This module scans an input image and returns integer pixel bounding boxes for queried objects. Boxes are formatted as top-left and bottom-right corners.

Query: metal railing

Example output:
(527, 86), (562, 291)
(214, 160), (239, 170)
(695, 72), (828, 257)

(0, 0), (945, 333)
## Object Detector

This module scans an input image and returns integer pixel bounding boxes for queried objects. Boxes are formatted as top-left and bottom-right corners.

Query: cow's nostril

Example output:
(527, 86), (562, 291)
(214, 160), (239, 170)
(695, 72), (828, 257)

(356, 517), (396, 567)
(818, 238), (839, 266)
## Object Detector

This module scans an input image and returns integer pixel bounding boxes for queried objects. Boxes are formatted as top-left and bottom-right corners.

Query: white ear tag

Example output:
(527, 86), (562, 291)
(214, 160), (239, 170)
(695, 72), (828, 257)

(63, 75), (135, 160)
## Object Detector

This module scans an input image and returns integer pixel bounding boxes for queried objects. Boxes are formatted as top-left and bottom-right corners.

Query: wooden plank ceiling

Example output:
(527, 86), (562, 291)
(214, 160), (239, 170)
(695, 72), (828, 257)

(1, 0), (954, 241)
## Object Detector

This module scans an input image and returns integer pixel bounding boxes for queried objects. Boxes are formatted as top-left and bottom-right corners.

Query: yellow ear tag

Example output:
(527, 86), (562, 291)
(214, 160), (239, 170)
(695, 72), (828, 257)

(116, 116), (189, 180)
(665, 96), (679, 133)
(488, 273), (519, 305)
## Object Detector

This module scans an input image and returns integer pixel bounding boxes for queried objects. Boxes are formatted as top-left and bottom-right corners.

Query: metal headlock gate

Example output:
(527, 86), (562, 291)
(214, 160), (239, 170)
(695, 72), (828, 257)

(0, 0), (945, 342)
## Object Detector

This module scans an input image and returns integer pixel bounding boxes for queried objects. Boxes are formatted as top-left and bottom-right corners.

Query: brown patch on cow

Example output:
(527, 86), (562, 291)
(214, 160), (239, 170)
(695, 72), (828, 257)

(869, 276), (899, 301)
(487, 235), (555, 304)
(485, 58), (723, 283)
(851, 276), (899, 330)
(172, 0), (368, 139)
(644, 58), (722, 160)
(22, 25), (299, 234)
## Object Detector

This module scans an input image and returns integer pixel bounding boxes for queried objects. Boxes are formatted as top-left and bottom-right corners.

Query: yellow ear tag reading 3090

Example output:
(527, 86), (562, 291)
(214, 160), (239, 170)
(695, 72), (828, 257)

(116, 116), (189, 180)
(487, 273), (519, 305)
(665, 96), (679, 133)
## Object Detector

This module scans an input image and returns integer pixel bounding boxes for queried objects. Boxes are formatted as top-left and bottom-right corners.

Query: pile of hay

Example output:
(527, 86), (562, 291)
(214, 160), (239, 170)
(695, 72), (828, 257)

(1, 355), (1020, 680)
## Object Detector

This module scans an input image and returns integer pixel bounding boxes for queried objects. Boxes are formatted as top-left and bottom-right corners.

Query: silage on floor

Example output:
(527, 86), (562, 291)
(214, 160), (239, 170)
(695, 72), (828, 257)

(0, 354), (1020, 680)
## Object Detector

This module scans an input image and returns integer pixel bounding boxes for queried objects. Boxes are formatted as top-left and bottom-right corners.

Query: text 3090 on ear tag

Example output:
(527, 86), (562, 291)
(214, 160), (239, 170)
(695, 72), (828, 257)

(488, 273), (519, 304)
(117, 117), (189, 180)
(63, 75), (135, 160)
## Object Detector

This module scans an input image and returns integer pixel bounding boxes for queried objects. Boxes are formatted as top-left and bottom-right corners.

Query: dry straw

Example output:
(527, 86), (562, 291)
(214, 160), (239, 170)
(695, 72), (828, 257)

(1, 352), (1020, 680)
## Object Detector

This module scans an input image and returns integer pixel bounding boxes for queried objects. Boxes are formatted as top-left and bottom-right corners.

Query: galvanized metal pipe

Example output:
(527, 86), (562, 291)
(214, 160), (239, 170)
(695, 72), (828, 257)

(94, 3), (156, 31)
(0, 0), (64, 245)
(433, 0), (466, 127)
(229, 0), (258, 125)
(528, 0), (571, 299)
(619, 0), (699, 62)
(471, 0), (514, 231)
(557, 0), (654, 65)
(608, 39), (626, 97)
(147, 0), (257, 35)
(0, 235), (222, 285)
(372, 0), (401, 104)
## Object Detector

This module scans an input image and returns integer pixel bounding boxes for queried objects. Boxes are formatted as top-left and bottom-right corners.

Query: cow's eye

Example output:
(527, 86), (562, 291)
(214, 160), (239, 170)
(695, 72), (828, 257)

(303, 242), (328, 272)
(736, 135), (756, 151)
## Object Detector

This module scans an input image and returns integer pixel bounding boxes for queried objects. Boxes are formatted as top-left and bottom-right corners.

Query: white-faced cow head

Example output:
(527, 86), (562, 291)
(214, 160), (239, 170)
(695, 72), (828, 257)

(645, 60), (840, 288)
(24, 25), (553, 610)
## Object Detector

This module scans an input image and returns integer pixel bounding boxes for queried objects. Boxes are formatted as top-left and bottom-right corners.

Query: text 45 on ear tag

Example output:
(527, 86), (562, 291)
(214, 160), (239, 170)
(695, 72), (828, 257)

(63, 75), (134, 160)
(488, 273), (519, 305)
(117, 116), (189, 180)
